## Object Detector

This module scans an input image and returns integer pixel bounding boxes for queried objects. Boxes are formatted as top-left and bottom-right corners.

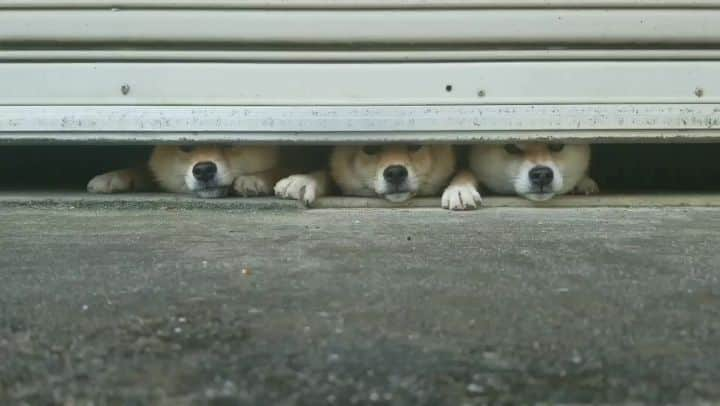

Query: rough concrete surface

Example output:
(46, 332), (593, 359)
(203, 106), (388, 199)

(5, 191), (720, 210)
(1, 206), (720, 405)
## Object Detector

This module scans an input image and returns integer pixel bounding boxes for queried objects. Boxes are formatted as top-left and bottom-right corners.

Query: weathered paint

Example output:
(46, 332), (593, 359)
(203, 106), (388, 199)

(2, 62), (720, 105)
(1, 105), (719, 134)
(2, 131), (720, 145)
(2, 3), (719, 145)
(6, 49), (720, 62)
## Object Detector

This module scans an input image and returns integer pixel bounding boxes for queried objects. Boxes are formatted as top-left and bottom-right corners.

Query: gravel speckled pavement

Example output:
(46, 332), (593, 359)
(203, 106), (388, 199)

(1, 206), (720, 404)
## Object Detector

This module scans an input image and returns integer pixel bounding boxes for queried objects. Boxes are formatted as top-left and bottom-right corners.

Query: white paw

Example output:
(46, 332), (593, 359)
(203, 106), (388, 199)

(572, 177), (600, 196)
(274, 175), (318, 205)
(87, 171), (133, 194)
(233, 175), (272, 197)
(441, 184), (482, 211)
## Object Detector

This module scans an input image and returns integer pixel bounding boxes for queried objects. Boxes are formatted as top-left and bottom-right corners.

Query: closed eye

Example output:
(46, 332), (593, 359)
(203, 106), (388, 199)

(362, 145), (382, 155)
(504, 144), (523, 155)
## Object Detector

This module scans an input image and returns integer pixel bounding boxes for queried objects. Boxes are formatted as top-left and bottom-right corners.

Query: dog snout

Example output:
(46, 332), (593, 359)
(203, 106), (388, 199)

(192, 161), (217, 182)
(529, 166), (554, 187)
(383, 165), (408, 186)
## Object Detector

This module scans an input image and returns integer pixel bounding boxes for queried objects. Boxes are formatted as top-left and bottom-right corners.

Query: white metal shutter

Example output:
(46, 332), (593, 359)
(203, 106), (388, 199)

(1, 0), (720, 144)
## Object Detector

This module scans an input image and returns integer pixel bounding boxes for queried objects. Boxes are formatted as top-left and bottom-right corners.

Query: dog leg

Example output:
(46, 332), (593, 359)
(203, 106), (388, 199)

(572, 175), (600, 195)
(87, 167), (154, 193)
(441, 170), (482, 210)
(274, 171), (329, 206)
(233, 167), (285, 197)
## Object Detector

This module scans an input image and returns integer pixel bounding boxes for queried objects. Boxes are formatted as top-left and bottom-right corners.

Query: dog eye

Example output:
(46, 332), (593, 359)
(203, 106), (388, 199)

(548, 143), (565, 152)
(362, 146), (382, 155)
(407, 145), (423, 152)
(504, 144), (523, 154)
(179, 145), (195, 153)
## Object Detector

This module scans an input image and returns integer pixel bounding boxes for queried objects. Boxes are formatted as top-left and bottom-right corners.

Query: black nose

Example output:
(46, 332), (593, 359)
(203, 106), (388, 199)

(192, 161), (217, 182)
(383, 165), (408, 185)
(529, 166), (554, 187)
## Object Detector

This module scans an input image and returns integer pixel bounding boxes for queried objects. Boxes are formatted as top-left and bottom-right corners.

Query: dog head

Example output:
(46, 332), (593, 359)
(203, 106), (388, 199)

(330, 145), (455, 202)
(149, 145), (277, 198)
(470, 143), (590, 201)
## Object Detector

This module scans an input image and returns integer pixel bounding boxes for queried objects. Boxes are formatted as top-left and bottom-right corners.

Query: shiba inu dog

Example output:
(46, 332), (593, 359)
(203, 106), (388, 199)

(456, 143), (599, 203)
(274, 145), (459, 206)
(87, 145), (280, 198)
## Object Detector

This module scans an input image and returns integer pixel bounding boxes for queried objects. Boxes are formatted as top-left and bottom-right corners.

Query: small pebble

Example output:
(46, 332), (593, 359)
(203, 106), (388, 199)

(571, 351), (582, 364)
(466, 383), (485, 394)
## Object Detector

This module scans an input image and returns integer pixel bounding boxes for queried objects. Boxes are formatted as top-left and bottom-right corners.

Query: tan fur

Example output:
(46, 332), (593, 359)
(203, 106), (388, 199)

(88, 145), (279, 198)
(468, 143), (599, 202)
(331, 145), (456, 199)
(88, 167), (153, 194)
(275, 145), (457, 206)
(518, 145), (553, 164)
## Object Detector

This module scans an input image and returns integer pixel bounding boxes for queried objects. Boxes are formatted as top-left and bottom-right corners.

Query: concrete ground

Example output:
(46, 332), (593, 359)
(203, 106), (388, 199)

(2, 202), (720, 405)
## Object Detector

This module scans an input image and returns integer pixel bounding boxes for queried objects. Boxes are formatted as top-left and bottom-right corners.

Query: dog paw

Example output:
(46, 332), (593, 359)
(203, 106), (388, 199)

(274, 175), (318, 205)
(87, 171), (133, 193)
(573, 177), (600, 195)
(233, 175), (272, 197)
(441, 184), (482, 210)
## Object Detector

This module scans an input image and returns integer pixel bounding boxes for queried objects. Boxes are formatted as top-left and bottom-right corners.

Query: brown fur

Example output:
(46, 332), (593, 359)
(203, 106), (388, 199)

(88, 145), (280, 198)
(274, 145), (457, 206)
(330, 145), (455, 199)
(468, 143), (598, 202)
